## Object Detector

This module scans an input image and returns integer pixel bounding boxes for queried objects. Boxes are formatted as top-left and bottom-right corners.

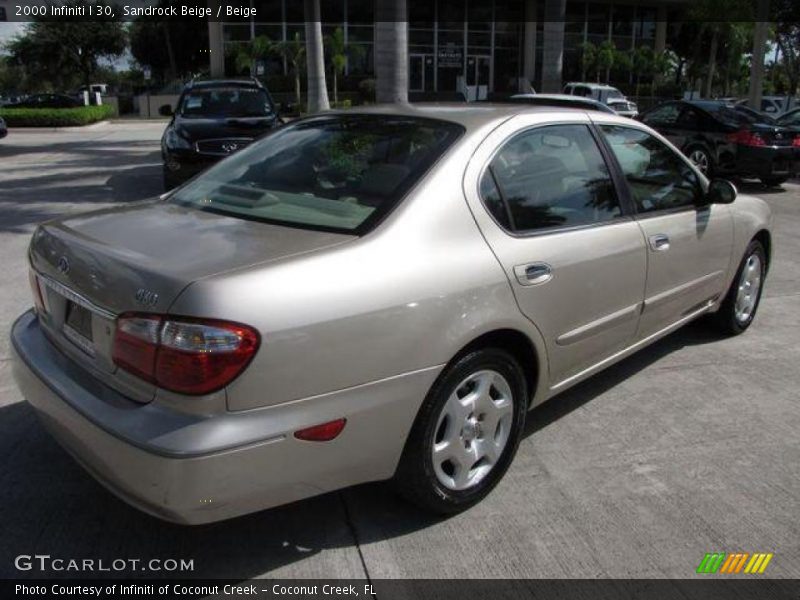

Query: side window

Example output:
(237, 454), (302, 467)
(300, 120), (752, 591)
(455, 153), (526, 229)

(641, 103), (680, 127)
(676, 107), (700, 129)
(599, 125), (701, 213)
(480, 124), (621, 233)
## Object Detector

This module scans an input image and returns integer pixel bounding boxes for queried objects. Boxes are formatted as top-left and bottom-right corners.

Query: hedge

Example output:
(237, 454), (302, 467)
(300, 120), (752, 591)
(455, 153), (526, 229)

(0, 105), (115, 127)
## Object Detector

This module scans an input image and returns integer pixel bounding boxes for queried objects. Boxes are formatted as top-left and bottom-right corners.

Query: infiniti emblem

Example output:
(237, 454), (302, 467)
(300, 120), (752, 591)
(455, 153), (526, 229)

(222, 143), (239, 153)
(57, 256), (70, 275)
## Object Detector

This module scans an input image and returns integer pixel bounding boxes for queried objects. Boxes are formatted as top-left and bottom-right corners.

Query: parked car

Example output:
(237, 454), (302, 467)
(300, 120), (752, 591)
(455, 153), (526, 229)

(563, 82), (638, 117)
(737, 96), (799, 116)
(13, 105), (771, 524)
(640, 100), (798, 186)
(0, 116), (7, 139)
(508, 93), (616, 114)
(161, 78), (283, 190)
(5, 93), (83, 109)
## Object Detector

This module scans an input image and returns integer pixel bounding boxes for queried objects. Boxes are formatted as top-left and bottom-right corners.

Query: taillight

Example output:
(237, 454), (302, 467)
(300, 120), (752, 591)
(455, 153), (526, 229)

(28, 270), (46, 314)
(727, 129), (766, 147)
(112, 313), (260, 395)
(793, 135), (800, 148)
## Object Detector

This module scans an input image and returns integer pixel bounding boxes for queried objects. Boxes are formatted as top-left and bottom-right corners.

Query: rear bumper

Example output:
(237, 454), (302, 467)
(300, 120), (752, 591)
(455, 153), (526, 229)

(735, 146), (797, 179)
(11, 310), (438, 524)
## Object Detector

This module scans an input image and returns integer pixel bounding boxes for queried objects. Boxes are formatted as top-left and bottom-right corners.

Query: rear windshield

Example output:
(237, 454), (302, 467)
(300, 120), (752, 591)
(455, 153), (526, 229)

(168, 115), (464, 233)
(179, 87), (274, 118)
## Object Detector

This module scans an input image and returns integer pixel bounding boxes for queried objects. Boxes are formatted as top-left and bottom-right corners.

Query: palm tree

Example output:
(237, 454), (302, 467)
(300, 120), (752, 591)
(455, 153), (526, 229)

(596, 40), (616, 84)
(629, 46), (654, 99)
(234, 35), (272, 76)
(325, 27), (364, 104)
(325, 27), (364, 105)
(375, 0), (408, 103)
(272, 32), (306, 110)
(304, 0), (329, 113)
(580, 41), (597, 82)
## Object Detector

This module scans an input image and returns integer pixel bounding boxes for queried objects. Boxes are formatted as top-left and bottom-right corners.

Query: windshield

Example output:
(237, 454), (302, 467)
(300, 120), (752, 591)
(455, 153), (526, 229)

(168, 115), (464, 234)
(179, 87), (274, 118)
(606, 89), (624, 100)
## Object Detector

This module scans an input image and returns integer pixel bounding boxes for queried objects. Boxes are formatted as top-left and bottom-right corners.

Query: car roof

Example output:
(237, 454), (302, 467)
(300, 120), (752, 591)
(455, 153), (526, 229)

(187, 78), (262, 90)
(325, 103), (601, 131)
(508, 94), (616, 113)
(565, 82), (619, 90)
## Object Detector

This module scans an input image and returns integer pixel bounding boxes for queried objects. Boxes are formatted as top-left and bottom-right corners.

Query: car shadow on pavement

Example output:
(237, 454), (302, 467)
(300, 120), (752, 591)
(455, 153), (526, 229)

(0, 321), (727, 580)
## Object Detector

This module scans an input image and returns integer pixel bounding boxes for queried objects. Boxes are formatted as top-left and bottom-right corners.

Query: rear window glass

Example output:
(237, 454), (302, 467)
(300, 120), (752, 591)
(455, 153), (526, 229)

(168, 115), (463, 234)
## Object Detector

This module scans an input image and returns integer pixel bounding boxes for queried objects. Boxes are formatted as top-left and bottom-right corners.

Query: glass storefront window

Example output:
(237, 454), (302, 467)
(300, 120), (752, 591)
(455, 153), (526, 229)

(587, 2), (609, 36)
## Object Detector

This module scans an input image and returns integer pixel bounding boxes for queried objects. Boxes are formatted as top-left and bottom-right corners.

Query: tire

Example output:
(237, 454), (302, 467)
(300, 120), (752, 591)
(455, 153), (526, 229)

(686, 145), (714, 177)
(712, 240), (767, 335)
(760, 176), (788, 187)
(393, 348), (528, 515)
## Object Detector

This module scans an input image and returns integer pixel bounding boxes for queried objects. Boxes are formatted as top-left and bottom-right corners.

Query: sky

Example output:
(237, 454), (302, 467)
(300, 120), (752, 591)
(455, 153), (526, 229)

(0, 22), (27, 51)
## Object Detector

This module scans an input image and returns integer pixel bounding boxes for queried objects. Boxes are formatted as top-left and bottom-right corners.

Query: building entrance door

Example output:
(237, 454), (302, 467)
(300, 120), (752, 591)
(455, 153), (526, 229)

(409, 54), (434, 93)
(466, 55), (491, 100)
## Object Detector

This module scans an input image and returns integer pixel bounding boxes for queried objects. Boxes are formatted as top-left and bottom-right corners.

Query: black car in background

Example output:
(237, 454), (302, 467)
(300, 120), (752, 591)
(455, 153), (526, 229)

(639, 100), (799, 186)
(6, 93), (83, 109)
(161, 78), (283, 189)
(0, 116), (7, 139)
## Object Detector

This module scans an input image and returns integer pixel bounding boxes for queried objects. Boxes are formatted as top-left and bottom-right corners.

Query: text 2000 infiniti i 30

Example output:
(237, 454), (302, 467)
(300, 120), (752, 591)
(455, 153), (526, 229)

(12, 105), (771, 524)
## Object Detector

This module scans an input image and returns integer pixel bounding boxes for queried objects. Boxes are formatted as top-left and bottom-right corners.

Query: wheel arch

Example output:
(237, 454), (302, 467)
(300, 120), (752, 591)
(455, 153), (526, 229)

(753, 229), (772, 273)
(448, 328), (542, 408)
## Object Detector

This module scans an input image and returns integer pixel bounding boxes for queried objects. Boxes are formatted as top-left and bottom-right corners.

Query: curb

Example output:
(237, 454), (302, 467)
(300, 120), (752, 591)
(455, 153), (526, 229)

(7, 120), (113, 133)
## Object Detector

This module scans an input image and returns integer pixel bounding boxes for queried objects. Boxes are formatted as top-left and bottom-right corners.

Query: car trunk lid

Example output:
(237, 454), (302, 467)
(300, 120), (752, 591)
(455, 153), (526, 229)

(29, 200), (353, 401)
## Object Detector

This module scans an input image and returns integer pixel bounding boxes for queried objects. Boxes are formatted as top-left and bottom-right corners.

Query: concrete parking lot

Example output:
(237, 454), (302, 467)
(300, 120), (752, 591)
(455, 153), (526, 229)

(0, 122), (798, 580)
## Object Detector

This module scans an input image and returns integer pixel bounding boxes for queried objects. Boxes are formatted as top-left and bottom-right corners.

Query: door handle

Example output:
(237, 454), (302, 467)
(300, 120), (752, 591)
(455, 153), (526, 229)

(649, 234), (670, 252)
(514, 262), (552, 286)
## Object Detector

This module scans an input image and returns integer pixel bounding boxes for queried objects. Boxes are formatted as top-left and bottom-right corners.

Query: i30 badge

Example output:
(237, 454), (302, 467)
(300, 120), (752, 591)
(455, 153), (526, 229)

(135, 288), (159, 307)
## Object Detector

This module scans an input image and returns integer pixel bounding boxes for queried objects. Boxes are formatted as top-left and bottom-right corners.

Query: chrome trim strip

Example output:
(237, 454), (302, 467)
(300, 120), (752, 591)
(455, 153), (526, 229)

(38, 274), (116, 320)
(556, 302), (641, 346)
(643, 270), (724, 312)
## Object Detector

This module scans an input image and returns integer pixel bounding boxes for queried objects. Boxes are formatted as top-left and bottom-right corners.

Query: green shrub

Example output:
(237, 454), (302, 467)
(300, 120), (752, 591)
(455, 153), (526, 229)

(0, 105), (115, 127)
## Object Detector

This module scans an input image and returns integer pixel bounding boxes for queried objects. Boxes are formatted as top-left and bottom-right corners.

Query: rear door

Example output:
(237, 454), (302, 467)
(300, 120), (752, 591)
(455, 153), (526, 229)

(464, 114), (647, 389)
(595, 122), (734, 339)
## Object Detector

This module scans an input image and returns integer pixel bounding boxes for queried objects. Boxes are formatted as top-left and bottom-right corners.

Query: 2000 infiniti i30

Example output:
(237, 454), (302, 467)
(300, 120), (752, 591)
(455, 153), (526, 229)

(12, 105), (771, 524)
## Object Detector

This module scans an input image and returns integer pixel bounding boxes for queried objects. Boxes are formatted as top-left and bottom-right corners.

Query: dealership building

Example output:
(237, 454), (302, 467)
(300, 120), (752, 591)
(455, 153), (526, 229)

(208, 0), (691, 98)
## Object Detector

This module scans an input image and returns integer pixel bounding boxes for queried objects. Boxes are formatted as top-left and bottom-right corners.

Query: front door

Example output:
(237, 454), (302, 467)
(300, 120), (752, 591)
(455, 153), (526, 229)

(464, 115), (648, 388)
(596, 123), (734, 339)
(410, 54), (434, 93)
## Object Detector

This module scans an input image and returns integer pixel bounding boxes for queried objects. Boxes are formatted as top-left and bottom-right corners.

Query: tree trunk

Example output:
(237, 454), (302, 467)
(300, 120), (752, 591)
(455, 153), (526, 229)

(304, 0), (330, 112)
(333, 70), (338, 105)
(295, 68), (302, 110)
(375, 0), (408, 103)
(704, 28), (719, 98)
(748, 1), (770, 110)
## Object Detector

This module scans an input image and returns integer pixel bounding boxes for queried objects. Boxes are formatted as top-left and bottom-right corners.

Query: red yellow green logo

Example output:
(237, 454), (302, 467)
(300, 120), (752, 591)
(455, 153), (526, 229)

(697, 552), (773, 574)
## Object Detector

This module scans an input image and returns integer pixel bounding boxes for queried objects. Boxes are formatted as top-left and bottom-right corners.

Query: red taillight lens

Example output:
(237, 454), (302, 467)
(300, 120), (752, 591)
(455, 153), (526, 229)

(727, 129), (766, 147)
(28, 270), (46, 314)
(294, 419), (347, 442)
(793, 135), (800, 148)
(112, 313), (260, 395)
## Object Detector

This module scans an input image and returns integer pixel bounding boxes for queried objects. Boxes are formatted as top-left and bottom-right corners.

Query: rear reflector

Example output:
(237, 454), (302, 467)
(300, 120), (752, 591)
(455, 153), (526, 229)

(294, 419), (347, 442)
(112, 313), (260, 395)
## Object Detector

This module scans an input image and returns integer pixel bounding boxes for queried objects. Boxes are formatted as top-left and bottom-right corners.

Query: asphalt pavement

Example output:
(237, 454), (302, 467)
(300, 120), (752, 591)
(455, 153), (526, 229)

(0, 123), (797, 579)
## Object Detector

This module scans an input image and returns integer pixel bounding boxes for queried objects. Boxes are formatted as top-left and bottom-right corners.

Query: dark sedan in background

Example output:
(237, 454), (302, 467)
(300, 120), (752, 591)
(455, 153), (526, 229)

(640, 100), (798, 186)
(161, 78), (283, 189)
(5, 93), (83, 109)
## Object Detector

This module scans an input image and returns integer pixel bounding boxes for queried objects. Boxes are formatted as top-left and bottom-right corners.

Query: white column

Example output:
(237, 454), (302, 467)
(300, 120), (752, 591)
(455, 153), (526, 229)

(208, 20), (225, 77)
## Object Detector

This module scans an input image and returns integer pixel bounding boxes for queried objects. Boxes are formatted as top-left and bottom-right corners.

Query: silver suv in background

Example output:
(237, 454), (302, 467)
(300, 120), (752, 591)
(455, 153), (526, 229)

(563, 82), (639, 118)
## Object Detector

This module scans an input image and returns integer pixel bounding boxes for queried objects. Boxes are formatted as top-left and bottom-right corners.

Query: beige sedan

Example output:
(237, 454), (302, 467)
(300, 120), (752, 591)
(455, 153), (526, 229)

(12, 105), (771, 524)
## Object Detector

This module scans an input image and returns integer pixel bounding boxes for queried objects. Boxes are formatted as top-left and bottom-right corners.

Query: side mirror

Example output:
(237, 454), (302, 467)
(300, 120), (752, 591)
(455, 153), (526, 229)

(158, 104), (173, 117)
(706, 178), (737, 204)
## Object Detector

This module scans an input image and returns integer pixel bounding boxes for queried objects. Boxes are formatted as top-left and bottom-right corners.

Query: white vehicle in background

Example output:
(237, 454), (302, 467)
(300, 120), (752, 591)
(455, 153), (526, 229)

(736, 96), (799, 117)
(563, 82), (639, 118)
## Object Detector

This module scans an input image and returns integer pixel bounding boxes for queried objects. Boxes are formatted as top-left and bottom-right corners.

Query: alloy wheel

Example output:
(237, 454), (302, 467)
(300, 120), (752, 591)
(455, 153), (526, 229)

(689, 149), (710, 174)
(431, 370), (514, 491)
(735, 253), (762, 324)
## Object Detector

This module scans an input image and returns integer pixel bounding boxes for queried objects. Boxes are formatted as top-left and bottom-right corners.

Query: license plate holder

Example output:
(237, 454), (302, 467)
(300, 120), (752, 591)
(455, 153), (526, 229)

(63, 301), (95, 356)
